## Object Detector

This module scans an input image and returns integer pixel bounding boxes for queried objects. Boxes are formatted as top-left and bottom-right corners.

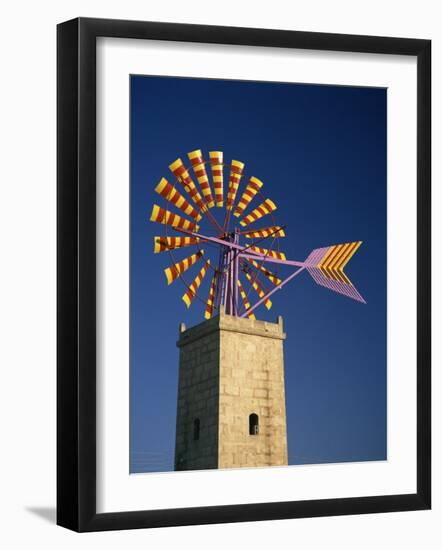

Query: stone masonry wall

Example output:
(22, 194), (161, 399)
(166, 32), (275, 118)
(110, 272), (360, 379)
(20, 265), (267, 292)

(175, 317), (220, 470)
(218, 313), (288, 469)
(175, 311), (288, 471)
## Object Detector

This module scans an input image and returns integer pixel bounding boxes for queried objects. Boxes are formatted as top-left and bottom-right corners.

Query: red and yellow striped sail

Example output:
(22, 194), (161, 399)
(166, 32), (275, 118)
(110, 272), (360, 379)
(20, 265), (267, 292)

(243, 226), (285, 239)
(150, 204), (200, 232)
(233, 176), (263, 218)
(244, 271), (272, 310)
(169, 158), (207, 213)
(154, 236), (200, 254)
(164, 250), (204, 285)
(237, 279), (256, 320)
(188, 150), (215, 208)
(155, 178), (202, 221)
(239, 198), (277, 227)
(318, 241), (362, 285)
(204, 271), (217, 319)
(182, 260), (211, 308)
(246, 259), (282, 286)
(226, 160), (245, 211)
(249, 246), (286, 261)
(209, 151), (224, 207)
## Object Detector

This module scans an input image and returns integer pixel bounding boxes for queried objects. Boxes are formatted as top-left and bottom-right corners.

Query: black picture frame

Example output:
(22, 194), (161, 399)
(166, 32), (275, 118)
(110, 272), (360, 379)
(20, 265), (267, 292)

(57, 17), (431, 532)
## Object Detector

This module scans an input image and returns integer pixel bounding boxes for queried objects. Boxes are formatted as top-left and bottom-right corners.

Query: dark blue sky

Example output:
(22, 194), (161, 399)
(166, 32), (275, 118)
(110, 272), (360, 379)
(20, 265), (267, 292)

(130, 75), (386, 473)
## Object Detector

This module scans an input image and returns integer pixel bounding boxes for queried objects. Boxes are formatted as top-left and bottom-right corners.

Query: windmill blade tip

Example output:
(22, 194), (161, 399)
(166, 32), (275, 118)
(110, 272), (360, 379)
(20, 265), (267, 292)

(169, 158), (182, 171)
(188, 149), (202, 158)
(154, 178), (167, 192)
(182, 295), (192, 308)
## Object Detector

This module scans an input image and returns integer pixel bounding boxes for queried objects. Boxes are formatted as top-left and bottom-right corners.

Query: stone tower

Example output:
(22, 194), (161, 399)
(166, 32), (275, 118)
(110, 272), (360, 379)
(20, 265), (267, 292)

(174, 310), (288, 471)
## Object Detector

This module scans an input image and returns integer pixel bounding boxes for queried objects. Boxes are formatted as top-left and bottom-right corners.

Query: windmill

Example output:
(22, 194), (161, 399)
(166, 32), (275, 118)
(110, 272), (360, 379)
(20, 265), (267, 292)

(150, 149), (366, 320)
(149, 148), (366, 471)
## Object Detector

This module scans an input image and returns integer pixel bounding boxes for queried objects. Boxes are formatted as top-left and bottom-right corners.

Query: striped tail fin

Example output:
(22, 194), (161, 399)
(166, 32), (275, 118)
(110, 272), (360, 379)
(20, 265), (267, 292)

(304, 242), (366, 303)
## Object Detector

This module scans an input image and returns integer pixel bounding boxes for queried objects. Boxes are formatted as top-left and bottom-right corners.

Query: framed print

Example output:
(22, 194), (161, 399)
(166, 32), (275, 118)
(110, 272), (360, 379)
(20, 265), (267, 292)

(57, 17), (431, 531)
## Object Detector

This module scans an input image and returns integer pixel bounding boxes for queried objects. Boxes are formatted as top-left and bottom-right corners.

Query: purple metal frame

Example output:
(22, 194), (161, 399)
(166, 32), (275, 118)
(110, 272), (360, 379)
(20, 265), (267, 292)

(175, 225), (366, 315)
(176, 228), (314, 316)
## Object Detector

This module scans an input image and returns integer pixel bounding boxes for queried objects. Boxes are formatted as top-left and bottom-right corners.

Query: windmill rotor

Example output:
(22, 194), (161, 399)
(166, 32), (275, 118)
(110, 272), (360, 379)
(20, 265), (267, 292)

(150, 148), (366, 319)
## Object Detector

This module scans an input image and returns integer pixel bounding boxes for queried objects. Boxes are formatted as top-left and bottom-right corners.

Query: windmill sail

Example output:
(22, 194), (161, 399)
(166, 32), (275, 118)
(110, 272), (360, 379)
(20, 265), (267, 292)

(154, 236), (200, 253)
(204, 271), (218, 319)
(155, 178), (202, 221)
(239, 199), (277, 227)
(164, 250), (204, 285)
(226, 160), (245, 211)
(244, 271), (272, 310)
(182, 260), (211, 307)
(233, 176), (263, 218)
(151, 149), (367, 318)
(237, 279), (256, 319)
(188, 150), (215, 208)
(150, 204), (199, 232)
(304, 241), (366, 303)
(169, 158), (208, 214)
(243, 226), (285, 239)
(249, 246), (286, 261)
(209, 151), (224, 207)
(246, 259), (282, 286)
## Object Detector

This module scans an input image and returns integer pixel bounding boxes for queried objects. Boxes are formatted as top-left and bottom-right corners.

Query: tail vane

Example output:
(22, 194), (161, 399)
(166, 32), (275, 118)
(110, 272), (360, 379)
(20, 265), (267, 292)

(304, 242), (366, 303)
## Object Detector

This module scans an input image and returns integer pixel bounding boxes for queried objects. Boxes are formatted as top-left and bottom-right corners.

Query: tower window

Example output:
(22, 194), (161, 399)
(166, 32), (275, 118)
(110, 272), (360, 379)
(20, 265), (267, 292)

(193, 418), (200, 441)
(249, 413), (259, 435)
